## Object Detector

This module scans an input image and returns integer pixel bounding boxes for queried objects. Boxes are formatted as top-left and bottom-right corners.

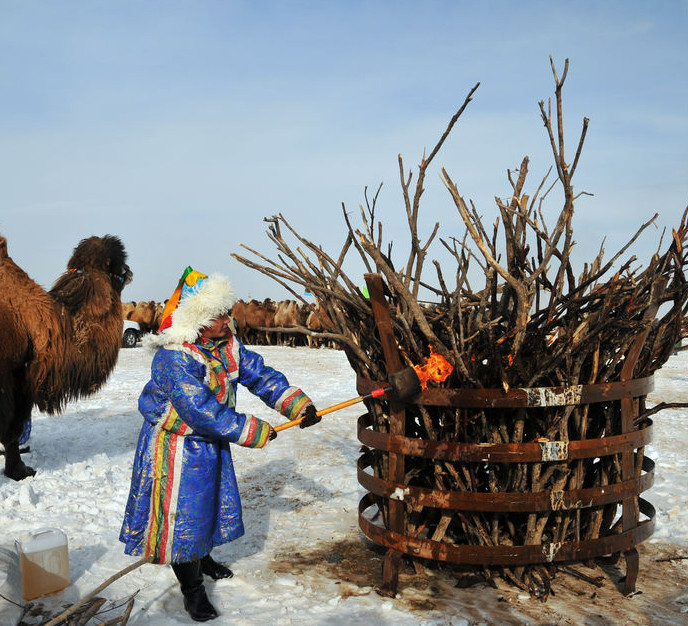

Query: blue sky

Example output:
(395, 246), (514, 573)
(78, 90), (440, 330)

(0, 1), (686, 302)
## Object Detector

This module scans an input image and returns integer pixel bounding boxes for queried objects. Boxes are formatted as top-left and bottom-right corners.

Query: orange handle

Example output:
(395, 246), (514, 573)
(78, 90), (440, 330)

(272, 386), (390, 432)
(273, 397), (364, 432)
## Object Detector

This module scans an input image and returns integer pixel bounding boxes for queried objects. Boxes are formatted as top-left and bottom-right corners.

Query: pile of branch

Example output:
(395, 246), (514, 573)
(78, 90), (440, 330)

(35, 557), (150, 626)
(233, 58), (688, 597)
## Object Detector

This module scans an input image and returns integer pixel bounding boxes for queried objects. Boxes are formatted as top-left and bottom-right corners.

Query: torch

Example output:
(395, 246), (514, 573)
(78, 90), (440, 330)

(274, 346), (453, 432)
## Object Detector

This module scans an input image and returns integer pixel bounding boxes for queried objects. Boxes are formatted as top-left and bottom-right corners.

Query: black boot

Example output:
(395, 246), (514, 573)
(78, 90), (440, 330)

(171, 560), (219, 622)
(201, 554), (234, 580)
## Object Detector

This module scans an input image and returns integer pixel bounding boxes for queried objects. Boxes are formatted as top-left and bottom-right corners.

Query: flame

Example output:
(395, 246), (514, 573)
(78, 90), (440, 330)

(413, 345), (454, 390)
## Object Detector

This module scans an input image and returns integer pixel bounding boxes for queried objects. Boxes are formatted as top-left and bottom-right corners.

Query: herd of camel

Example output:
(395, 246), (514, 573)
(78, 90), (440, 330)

(122, 298), (335, 348)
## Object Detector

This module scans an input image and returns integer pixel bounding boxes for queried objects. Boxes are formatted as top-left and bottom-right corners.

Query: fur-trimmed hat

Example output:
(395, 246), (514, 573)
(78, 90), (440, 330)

(151, 266), (235, 346)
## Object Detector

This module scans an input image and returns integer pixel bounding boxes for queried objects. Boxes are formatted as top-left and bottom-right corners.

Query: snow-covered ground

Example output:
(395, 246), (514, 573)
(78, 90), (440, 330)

(1, 345), (687, 625)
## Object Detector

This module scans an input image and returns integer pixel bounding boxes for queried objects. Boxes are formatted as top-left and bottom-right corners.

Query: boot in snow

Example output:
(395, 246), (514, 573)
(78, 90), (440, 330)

(201, 554), (234, 580)
(172, 560), (218, 622)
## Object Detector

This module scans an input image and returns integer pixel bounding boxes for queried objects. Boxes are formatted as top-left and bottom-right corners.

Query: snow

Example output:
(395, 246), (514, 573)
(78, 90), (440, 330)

(1, 345), (688, 625)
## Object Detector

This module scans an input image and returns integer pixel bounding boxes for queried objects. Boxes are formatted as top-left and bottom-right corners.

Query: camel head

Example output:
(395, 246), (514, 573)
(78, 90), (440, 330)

(66, 235), (133, 293)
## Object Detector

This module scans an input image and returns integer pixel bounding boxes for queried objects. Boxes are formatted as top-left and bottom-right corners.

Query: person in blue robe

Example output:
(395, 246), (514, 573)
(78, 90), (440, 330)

(119, 267), (320, 622)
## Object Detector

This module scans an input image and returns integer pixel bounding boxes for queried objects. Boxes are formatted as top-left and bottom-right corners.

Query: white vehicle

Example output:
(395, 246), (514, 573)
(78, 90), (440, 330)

(122, 320), (141, 348)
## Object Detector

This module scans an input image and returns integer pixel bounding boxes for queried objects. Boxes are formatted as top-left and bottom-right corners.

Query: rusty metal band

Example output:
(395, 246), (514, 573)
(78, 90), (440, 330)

(358, 492), (655, 566)
(358, 412), (653, 462)
(357, 455), (655, 513)
(357, 375), (654, 409)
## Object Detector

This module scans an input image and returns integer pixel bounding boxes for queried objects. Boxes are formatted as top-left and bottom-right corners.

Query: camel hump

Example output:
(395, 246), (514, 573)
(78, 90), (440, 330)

(0, 236), (7, 260)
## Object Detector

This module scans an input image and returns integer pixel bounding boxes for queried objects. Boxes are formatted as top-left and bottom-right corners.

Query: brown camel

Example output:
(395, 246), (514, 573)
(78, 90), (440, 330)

(0, 234), (132, 480)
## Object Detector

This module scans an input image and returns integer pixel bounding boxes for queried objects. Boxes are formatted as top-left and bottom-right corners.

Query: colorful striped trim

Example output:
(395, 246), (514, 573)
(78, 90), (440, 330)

(182, 343), (226, 403)
(186, 336), (240, 399)
(144, 405), (186, 563)
(159, 403), (191, 436)
(219, 335), (240, 381)
(236, 414), (271, 448)
(276, 387), (312, 421)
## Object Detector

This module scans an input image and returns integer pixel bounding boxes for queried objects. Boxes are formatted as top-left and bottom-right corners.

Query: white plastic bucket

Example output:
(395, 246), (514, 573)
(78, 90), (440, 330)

(15, 528), (70, 600)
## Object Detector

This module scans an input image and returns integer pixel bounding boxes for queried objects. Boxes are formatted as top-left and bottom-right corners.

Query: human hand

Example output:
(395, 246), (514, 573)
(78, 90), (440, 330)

(299, 404), (321, 429)
(268, 426), (277, 441)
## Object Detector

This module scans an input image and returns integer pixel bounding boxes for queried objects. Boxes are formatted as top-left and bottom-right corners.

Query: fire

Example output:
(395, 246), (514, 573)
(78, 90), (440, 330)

(413, 345), (454, 390)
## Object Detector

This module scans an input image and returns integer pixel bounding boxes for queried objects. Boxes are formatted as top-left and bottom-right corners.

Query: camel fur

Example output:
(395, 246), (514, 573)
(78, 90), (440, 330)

(0, 234), (132, 480)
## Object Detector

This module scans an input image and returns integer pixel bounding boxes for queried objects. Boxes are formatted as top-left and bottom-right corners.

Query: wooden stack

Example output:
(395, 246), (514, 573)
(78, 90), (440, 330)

(233, 58), (688, 597)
